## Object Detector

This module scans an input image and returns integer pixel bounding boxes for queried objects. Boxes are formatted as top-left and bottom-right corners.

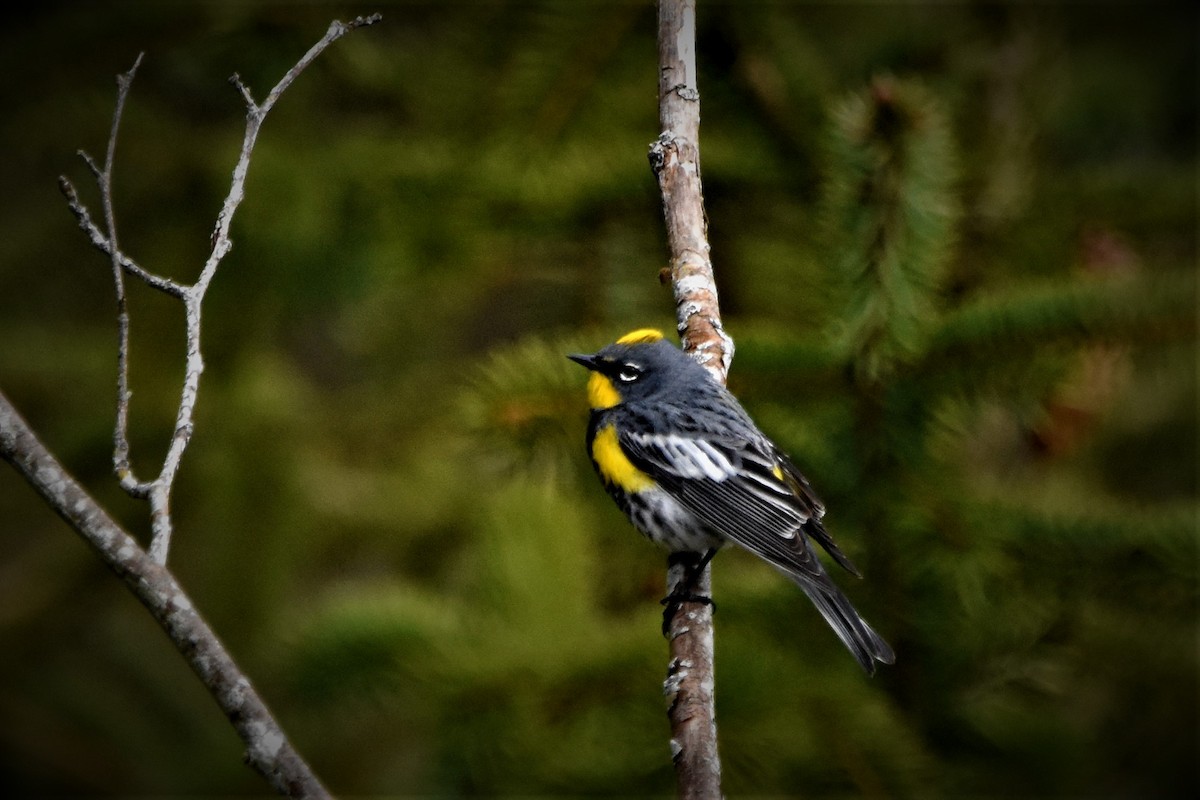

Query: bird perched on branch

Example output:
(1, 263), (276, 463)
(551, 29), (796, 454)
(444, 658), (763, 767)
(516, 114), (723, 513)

(569, 328), (895, 674)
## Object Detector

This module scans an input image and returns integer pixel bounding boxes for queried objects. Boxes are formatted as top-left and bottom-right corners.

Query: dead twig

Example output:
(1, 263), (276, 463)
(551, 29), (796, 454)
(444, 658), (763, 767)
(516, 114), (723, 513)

(2, 13), (385, 795)
(59, 12), (382, 565)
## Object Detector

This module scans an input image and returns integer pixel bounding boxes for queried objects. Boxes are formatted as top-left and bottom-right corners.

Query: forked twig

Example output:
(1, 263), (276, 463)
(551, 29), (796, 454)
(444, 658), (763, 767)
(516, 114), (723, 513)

(0, 13), (385, 795)
(59, 13), (382, 564)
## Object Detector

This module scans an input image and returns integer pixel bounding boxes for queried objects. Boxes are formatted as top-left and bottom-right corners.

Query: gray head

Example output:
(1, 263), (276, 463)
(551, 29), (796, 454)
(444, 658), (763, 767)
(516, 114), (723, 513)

(567, 329), (711, 409)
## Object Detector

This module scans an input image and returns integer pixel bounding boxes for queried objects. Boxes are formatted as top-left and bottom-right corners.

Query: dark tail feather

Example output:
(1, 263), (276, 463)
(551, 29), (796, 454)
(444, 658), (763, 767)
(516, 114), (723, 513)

(789, 572), (895, 675)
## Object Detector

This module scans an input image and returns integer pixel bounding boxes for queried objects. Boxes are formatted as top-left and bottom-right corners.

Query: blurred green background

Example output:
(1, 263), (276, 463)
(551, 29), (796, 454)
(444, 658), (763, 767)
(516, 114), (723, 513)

(1, 1), (1195, 796)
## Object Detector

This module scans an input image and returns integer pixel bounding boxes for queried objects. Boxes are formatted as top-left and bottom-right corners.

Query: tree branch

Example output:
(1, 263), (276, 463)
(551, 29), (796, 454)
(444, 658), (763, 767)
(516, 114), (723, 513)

(0, 13), (384, 794)
(651, 0), (732, 384)
(58, 12), (382, 565)
(0, 391), (329, 797)
(651, 2), (725, 798)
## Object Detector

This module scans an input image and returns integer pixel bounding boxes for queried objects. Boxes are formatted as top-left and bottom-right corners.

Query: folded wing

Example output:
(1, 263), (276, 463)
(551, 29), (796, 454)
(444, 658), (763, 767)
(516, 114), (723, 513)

(618, 424), (895, 673)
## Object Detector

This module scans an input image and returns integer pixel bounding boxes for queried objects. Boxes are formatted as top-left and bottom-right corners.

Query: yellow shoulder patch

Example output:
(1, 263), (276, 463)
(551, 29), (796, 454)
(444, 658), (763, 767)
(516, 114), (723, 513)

(591, 425), (655, 492)
(616, 328), (665, 345)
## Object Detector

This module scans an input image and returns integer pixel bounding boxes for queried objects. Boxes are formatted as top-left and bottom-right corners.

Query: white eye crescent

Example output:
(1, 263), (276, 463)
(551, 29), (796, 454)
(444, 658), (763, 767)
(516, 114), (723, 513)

(618, 364), (642, 382)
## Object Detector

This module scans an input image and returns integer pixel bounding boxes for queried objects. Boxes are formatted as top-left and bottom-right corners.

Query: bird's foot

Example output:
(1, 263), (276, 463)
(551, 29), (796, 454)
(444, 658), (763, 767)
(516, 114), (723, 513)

(661, 548), (718, 635)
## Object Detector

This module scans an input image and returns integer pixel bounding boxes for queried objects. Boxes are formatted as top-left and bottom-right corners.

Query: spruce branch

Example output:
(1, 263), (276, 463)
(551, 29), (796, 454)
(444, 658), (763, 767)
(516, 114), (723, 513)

(651, 1), (725, 797)
(928, 271), (1196, 358)
(821, 76), (958, 385)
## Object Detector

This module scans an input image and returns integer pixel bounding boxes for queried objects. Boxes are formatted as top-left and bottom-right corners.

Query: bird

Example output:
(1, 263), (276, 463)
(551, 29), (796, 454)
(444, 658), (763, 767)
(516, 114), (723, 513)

(568, 328), (895, 674)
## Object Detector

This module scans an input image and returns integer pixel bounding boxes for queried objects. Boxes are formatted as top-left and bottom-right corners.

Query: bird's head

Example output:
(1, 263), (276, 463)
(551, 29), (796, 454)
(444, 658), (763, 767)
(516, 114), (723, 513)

(568, 328), (698, 409)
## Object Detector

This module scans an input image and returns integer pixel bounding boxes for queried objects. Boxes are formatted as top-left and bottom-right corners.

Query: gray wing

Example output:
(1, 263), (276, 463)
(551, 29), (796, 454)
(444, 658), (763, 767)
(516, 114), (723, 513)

(617, 425), (857, 577)
(618, 423), (895, 673)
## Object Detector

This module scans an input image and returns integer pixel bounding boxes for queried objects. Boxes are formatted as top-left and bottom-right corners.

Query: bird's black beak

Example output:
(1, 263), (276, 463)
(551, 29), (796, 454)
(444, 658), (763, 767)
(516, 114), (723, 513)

(567, 353), (598, 370)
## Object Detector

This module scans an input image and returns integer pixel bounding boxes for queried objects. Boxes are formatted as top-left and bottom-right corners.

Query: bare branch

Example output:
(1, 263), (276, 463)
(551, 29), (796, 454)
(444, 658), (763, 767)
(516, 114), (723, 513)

(663, 552), (721, 800)
(652, 0), (732, 385)
(78, 149), (103, 180)
(205, 12), (383, 275)
(95, 53), (147, 496)
(652, 2), (725, 798)
(58, 177), (187, 298)
(229, 72), (256, 108)
(148, 287), (200, 563)
(62, 13), (382, 565)
(257, 14), (384, 118)
(4, 14), (385, 794)
(0, 391), (330, 798)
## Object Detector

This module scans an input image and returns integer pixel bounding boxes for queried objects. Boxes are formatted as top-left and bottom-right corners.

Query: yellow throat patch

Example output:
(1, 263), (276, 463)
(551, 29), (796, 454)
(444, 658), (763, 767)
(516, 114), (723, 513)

(586, 372), (622, 410)
(591, 425), (654, 492)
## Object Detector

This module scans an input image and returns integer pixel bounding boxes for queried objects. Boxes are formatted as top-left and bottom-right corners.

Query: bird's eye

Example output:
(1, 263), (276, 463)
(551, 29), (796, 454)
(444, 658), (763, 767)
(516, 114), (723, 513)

(618, 364), (642, 382)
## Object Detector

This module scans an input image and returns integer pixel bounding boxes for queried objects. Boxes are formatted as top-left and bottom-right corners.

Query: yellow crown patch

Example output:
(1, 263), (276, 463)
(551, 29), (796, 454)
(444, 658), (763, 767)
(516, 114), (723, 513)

(616, 328), (665, 345)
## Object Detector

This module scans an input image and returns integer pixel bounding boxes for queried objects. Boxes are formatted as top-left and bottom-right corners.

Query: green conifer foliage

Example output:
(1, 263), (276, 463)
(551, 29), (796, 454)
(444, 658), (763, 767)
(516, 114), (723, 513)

(822, 77), (959, 386)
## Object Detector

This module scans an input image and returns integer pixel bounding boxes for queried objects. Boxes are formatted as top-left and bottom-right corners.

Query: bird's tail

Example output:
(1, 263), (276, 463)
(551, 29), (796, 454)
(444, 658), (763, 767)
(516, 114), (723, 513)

(787, 571), (895, 675)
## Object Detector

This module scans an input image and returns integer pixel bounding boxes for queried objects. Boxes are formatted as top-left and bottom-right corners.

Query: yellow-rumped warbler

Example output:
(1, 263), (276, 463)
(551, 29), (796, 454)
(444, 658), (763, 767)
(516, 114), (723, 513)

(569, 328), (895, 674)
